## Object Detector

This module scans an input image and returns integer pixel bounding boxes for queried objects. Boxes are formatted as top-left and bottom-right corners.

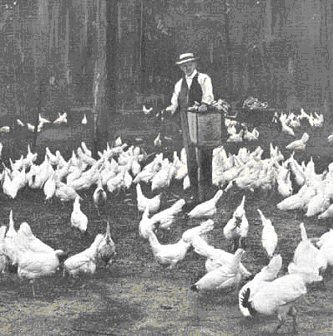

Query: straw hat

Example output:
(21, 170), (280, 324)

(175, 53), (199, 65)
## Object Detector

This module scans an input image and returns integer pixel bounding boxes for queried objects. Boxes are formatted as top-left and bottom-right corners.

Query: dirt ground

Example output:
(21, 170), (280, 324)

(0, 112), (333, 335)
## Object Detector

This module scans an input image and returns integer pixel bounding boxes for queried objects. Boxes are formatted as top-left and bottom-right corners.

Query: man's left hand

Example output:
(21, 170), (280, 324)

(198, 104), (208, 112)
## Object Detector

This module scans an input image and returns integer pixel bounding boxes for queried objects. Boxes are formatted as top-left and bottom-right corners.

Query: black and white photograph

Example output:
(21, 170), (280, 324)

(0, 0), (332, 335)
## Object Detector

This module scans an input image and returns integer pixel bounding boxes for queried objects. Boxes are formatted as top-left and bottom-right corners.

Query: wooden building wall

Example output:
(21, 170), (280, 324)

(0, 0), (333, 135)
(0, 0), (109, 124)
(117, 0), (333, 114)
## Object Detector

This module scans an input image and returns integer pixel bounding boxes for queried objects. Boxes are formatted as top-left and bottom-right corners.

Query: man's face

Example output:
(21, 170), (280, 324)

(179, 61), (196, 77)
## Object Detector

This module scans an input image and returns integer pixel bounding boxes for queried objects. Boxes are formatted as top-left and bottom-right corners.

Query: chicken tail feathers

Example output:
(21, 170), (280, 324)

(240, 287), (251, 308)
(239, 287), (257, 317)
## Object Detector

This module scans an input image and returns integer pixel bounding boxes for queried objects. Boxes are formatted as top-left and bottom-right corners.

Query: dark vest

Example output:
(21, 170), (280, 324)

(178, 73), (203, 110)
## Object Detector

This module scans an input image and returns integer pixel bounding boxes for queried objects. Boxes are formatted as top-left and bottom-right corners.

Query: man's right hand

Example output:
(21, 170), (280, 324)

(165, 105), (176, 115)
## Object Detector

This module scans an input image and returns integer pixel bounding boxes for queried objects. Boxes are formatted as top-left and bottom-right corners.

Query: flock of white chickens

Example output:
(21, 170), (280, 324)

(0, 106), (332, 333)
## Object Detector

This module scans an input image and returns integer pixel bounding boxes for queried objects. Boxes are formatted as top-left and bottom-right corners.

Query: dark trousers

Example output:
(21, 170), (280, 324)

(197, 147), (213, 201)
(180, 110), (213, 201)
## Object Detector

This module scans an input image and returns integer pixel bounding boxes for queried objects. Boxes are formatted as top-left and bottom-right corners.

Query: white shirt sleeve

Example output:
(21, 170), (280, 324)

(198, 73), (214, 105)
(167, 79), (183, 113)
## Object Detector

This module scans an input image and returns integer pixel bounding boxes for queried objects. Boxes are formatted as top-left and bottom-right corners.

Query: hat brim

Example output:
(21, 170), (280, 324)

(175, 57), (199, 65)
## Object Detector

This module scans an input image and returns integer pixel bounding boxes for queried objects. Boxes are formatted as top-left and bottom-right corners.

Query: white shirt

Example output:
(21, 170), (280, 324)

(168, 69), (214, 113)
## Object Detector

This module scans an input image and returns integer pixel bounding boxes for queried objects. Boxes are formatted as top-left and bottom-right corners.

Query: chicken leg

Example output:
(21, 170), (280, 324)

(274, 304), (290, 333)
(30, 279), (36, 298)
(288, 306), (298, 333)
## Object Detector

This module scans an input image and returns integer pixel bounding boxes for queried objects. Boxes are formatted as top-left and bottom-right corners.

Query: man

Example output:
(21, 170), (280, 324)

(165, 53), (215, 203)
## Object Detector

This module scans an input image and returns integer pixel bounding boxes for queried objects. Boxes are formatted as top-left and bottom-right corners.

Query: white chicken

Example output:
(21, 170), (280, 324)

(288, 222), (327, 283)
(114, 136), (122, 147)
(258, 209), (278, 258)
(314, 229), (333, 266)
(227, 129), (244, 142)
(136, 183), (161, 213)
(152, 220), (214, 268)
(239, 273), (307, 334)
(181, 219), (215, 243)
(227, 124), (237, 136)
(131, 156), (141, 177)
(123, 169), (133, 190)
(299, 107), (311, 121)
(151, 159), (176, 191)
(281, 119), (295, 136)
(285, 154), (305, 186)
(100, 159), (118, 186)
(66, 164), (83, 186)
(93, 177), (107, 215)
(0, 226), (8, 273)
(55, 180), (81, 202)
(276, 165), (293, 197)
(81, 113), (87, 125)
(327, 134), (333, 143)
(318, 203), (333, 219)
(133, 166), (154, 184)
(81, 141), (92, 157)
(143, 105), (153, 114)
(173, 151), (187, 180)
(139, 206), (157, 239)
(277, 184), (315, 211)
(53, 112), (68, 125)
(39, 113), (51, 124)
(17, 248), (66, 297)
(154, 132), (162, 147)
(12, 166), (27, 191)
(243, 127), (259, 141)
(15, 222), (55, 255)
(106, 169), (125, 193)
(0, 126), (10, 133)
(223, 195), (248, 251)
(2, 170), (19, 199)
(55, 161), (70, 183)
(223, 213), (249, 252)
(15, 222), (67, 296)
(63, 234), (104, 277)
(27, 123), (40, 133)
(43, 172), (56, 202)
(238, 254), (282, 317)
(309, 111), (323, 127)
(305, 192), (330, 218)
(16, 119), (25, 127)
(9, 155), (24, 171)
(134, 153), (163, 184)
(45, 147), (59, 166)
(70, 196), (88, 233)
(183, 175), (190, 190)
(4, 210), (17, 266)
(187, 190), (223, 219)
(27, 159), (53, 190)
(97, 221), (116, 266)
(150, 199), (185, 230)
(269, 143), (284, 162)
(285, 132), (309, 151)
(77, 147), (96, 166)
(24, 144), (38, 167)
(191, 235), (251, 277)
(190, 249), (245, 292)
(147, 229), (191, 269)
